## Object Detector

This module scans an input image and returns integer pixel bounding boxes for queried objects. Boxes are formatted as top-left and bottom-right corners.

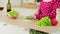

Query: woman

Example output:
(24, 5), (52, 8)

(34, 0), (60, 26)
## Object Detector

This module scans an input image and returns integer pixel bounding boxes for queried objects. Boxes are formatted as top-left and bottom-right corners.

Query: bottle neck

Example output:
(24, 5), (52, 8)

(8, 0), (10, 4)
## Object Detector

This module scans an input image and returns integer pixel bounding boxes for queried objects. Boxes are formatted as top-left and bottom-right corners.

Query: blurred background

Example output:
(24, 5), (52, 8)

(0, 0), (40, 8)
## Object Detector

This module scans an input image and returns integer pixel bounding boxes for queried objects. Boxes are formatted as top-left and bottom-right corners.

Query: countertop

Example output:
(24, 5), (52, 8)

(0, 8), (60, 33)
(0, 15), (60, 33)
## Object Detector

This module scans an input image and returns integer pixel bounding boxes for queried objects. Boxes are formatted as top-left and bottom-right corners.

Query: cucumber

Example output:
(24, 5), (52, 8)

(29, 29), (49, 34)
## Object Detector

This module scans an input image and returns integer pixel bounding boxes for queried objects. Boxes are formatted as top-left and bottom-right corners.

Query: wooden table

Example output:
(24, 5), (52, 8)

(0, 15), (60, 34)
(0, 7), (60, 34)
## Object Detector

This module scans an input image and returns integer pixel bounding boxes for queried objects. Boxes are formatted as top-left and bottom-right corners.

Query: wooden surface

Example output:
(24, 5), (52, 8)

(0, 15), (60, 33)
(0, 8), (60, 33)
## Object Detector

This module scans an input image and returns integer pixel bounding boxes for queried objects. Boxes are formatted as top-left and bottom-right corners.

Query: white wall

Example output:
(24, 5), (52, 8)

(0, 0), (35, 7)
(0, 0), (21, 7)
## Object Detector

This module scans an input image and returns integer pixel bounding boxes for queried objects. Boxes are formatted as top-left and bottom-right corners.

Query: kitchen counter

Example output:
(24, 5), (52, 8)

(0, 15), (60, 33)
(0, 8), (60, 33)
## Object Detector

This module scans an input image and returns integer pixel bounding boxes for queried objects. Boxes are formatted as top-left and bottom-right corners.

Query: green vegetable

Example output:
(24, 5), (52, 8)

(24, 16), (30, 20)
(29, 29), (48, 34)
(36, 17), (51, 26)
(7, 10), (19, 16)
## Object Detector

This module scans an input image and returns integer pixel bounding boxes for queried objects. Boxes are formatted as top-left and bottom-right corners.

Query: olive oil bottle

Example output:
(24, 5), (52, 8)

(7, 0), (11, 12)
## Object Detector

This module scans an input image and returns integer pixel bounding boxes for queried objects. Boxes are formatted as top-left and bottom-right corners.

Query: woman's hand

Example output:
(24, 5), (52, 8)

(29, 15), (36, 20)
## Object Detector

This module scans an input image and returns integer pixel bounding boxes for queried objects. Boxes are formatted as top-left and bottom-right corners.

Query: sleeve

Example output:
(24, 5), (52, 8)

(58, 1), (60, 8)
(35, 13), (42, 20)
(35, 2), (43, 20)
(54, 0), (60, 9)
(49, 1), (57, 19)
(49, 9), (56, 19)
(40, 0), (43, 2)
